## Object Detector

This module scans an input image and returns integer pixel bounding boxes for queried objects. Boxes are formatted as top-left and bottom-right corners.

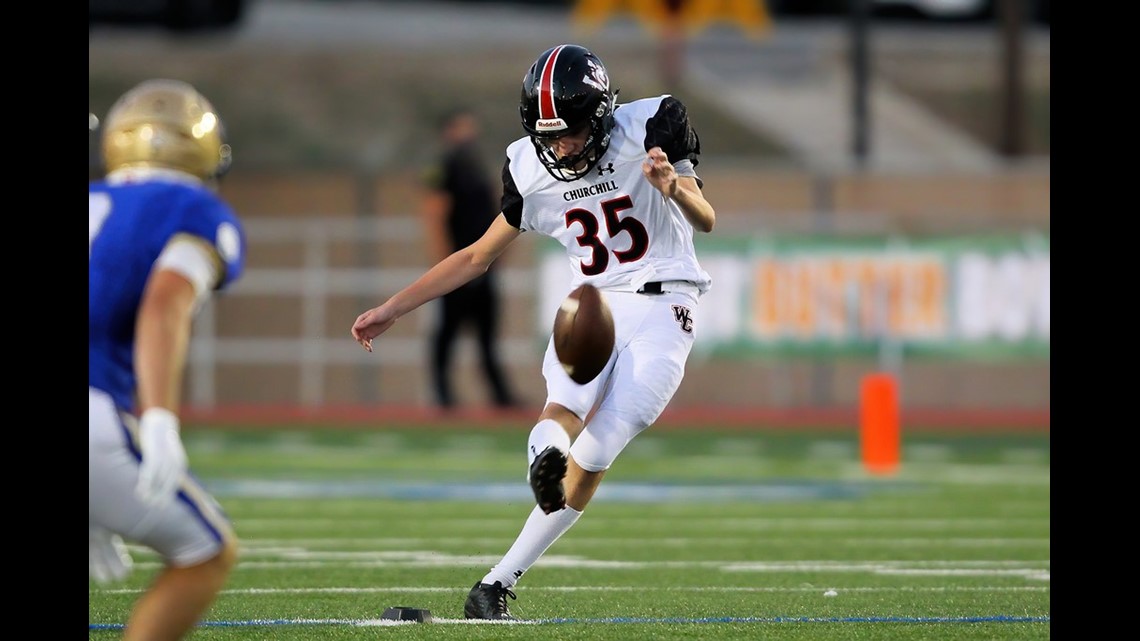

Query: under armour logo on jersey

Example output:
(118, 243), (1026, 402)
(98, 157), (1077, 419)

(597, 162), (614, 176)
(672, 305), (694, 333)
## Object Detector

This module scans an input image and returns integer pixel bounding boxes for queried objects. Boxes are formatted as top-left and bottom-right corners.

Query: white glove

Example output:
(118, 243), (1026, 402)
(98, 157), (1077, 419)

(89, 525), (133, 583)
(135, 407), (188, 508)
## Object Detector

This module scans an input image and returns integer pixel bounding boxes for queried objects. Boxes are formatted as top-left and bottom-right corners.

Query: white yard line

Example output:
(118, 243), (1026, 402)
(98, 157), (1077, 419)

(235, 536), (1049, 548)
(96, 584), (1049, 596)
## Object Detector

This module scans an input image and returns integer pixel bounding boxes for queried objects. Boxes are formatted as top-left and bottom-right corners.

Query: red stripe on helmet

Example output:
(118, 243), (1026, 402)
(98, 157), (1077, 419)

(538, 45), (565, 121)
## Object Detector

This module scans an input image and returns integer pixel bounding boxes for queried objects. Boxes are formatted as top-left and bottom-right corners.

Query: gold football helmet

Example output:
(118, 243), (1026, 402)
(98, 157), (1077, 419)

(101, 79), (231, 180)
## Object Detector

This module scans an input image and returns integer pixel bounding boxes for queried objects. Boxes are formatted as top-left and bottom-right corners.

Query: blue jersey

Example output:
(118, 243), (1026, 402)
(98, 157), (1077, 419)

(89, 173), (246, 413)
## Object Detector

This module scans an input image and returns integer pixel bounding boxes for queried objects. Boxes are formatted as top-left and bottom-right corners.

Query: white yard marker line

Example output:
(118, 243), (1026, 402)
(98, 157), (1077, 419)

(94, 585), (1050, 595)
(234, 536), (1050, 548)
(116, 557), (1050, 574)
(93, 613), (1051, 629)
(232, 516), (1048, 529)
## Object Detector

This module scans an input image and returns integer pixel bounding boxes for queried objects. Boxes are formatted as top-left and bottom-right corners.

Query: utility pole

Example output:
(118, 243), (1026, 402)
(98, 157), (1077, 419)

(850, 0), (871, 167)
(998, 0), (1025, 157)
(661, 0), (685, 92)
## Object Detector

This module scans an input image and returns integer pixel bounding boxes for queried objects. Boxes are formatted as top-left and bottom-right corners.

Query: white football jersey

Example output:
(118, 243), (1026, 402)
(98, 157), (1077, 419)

(501, 95), (712, 295)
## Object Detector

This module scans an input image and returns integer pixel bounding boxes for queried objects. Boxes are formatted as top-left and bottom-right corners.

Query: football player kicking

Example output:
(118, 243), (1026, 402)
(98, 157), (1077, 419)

(351, 44), (716, 620)
(90, 80), (245, 640)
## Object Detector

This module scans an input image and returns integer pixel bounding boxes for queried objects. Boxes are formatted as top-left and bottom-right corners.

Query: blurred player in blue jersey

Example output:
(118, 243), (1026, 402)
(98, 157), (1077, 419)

(352, 44), (716, 619)
(89, 79), (246, 640)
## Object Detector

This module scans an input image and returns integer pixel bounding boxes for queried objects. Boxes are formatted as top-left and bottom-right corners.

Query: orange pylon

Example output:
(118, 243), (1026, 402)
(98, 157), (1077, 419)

(860, 372), (900, 475)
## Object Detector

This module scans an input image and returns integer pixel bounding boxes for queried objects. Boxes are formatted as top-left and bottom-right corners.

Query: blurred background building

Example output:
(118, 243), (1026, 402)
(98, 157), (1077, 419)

(89, 0), (1049, 427)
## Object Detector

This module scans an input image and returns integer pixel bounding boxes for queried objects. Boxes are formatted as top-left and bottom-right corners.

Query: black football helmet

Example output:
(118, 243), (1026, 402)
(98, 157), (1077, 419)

(520, 44), (617, 181)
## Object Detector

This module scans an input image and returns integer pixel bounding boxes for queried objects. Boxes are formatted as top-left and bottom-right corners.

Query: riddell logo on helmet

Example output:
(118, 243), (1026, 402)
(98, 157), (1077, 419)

(536, 119), (566, 131)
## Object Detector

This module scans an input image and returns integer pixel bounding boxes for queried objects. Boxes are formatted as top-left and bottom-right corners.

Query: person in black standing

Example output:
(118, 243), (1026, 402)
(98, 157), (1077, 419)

(420, 106), (518, 410)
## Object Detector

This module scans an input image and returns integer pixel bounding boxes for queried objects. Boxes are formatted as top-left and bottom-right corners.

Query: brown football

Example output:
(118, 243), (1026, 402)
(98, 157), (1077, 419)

(553, 284), (615, 385)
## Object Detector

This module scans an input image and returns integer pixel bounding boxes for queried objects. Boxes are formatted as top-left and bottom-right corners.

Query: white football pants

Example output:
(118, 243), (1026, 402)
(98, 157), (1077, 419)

(89, 387), (235, 567)
(542, 284), (700, 472)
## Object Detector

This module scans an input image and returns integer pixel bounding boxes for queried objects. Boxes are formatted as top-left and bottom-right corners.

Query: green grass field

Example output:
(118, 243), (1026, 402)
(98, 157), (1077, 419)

(89, 426), (1050, 640)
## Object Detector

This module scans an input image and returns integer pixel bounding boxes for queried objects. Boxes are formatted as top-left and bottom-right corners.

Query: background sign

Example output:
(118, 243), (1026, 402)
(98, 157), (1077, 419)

(536, 233), (1050, 359)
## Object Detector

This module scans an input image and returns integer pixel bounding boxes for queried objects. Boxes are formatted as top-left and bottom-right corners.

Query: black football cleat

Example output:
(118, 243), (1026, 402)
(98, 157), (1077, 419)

(464, 581), (518, 620)
(529, 446), (568, 514)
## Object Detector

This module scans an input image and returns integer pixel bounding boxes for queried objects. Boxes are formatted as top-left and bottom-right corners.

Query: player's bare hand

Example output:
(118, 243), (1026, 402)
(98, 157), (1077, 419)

(351, 305), (398, 352)
(642, 146), (677, 197)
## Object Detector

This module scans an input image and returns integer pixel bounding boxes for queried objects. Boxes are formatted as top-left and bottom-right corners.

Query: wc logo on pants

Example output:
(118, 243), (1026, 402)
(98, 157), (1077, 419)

(672, 305), (693, 333)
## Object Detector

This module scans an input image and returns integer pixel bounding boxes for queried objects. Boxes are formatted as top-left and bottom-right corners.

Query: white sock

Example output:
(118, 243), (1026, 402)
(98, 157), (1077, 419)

(527, 418), (571, 469)
(481, 505), (583, 588)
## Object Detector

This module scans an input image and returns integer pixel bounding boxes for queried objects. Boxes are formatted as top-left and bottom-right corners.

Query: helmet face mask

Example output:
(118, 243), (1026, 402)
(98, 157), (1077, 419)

(520, 45), (616, 182)
(101, 79), (231, 181)
(529, 121), (601, 182)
